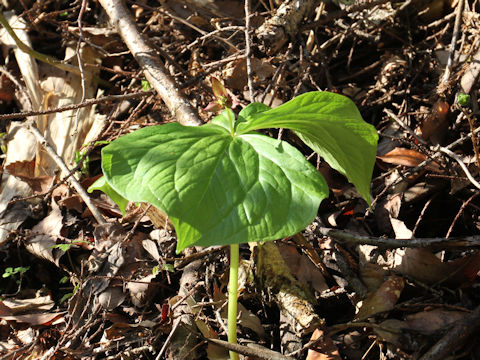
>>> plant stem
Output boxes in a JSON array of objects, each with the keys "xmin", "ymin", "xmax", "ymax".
[{"xmin": 228, "ymin": 244, "xmax": 240, "ymax": 360}]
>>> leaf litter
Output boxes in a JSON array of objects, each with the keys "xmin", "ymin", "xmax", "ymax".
[{"xmin": 1, "ymin": 1, "xmax": 480, "ymax": 359}]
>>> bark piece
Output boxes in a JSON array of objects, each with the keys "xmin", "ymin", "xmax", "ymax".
[
  {"xmin": 257, "ymin": 0, "xmax": 319, "ymax": 54},
  {"xmin": 255, "ymin": 241, "xmax": 322, "ymax": 336}
]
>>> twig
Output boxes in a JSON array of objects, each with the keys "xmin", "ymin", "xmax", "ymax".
[
  {"xmin": 446, "ymin": 192, "xmax": 480, "ymax": 238},
  {"xmin": 0, "ymin": 91, "xmax": 154, "ymax": 121},
  {"xmin": 74, "ymin": 0, "xmax": 88, "ymax": 132},
  {"xmin": 316, "ymin": 227, "xmax": 480, "ymax": 249},
  {"xmin": 24, "ymin": 120, "xmax": 105, "ymax": 224},
  {"xmin": 439, "ymin": 146, "xmax": 480, "ymax": 190},
  {"xmin": 464, "ymin": 110, "xmax": 480, "ymax": 169},
  {"xmin": 155, "ymin": 316, "xmax": 182, "ymax": 360},
  {"xmin": 186, "ymin": 26, "xmax": 244, "ymax": 50},
  {"xmin": 98, "ymin": 0, "xmax": 202, "ymax": 126},
  {"xmin": 439, "ymin": 0, "xmax": 465, "ymax": 87},
  {"xmin": 244, "ymin": 0, "xmax": 254, "ymax": 101},
  {"xmin": 384, "ymin": 108, "xmax": 427, "ymax": 145}
]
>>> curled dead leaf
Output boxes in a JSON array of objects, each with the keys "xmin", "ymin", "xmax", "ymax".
[
  {"xmin": 377, "ymin": 147, "xmax": 441, "ymax": 172},
  {"xmin": 355, "ymin": 275, "xmax": 405, "ymax": 321}
]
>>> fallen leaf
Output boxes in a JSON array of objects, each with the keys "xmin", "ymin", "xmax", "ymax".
[
  {"xmin": 26, "ymin": 201, "xmax": 64, "ymax": 266},
  {"xmin": 355, "ymin": 275, "xmax": 404, "ymax": 321},
  {"xmin": 373, "ymin": 319, "xmax": 411, "ymax": 348},
  {"xmin": 0, "ymin": 312, "xmax": 64, "ymax": 326},
  {"xmin": 6, "ymin": 160, "xmax": 53, "ymax": 193},
  {"xmin": 306, "ymin": 328, "xmax": 341, "ymax": 360},
  {"xmin": 2, "ymin": 296, "xmax": 54, "ymax": 314},
  {"xmin": 392, "ymin": 248, "xmax": 468, "ymax": 285},
  {"xmin": 419, "ymin": 100, "xmax": 449, "ymax": 145},
  {"xmin": 278, "ymin": 242, "xmax": 329, "ymax": 294},
  {"xmin": 405, "ymin": 309, "xmax": 467, "ymax": 334},
  {"xmin": 126, "ymin": 274, "xmax": 156, "ymax": 308},
  {"xmin": 377, "ymin": 147, "xmax": 441, "ymax": 172},
  {"xmin": 98, "ymin": 287, "xmax": 126, "ymax": 310}
]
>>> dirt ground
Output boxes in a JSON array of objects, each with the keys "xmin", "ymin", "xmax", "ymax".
[{"xmin": 1, "ymin": 0, "xmax": 480, "ymax": 359}]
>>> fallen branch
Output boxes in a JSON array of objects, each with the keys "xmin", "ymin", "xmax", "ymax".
[
  {"xmin": 316, "ymin": 227, "xmax": 480, "ymax": 248},
  {"xmin": 98, "ymin": 0, "xmax": 202, "ymax": 126},
  {"xmin": 0, "ymin": 91, "xmax": 154, "ymax": 121}
]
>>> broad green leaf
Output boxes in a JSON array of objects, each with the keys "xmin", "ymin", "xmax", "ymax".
[
  {"xmin": 87, "ymin": 176, "xmax": 129, "ymax": 215},
  {"xmin": 236, "ymin": 102, "xmax": 271, "ymax": 127},
  {"xmin": 211, "ymin": 108, "xmax": 235, "ymax": 132},
  {"xmin": 236, "ymin": 92, "xmax": 378, "ymax": 203},
  {"xmin": 101, "ymin": 123, "xmax": 328, "ymax": 252}
]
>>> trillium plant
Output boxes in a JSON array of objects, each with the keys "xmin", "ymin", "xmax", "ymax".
[{"xmin": 90, "ymin": 79, "xmax": 378, "ymax": 359}]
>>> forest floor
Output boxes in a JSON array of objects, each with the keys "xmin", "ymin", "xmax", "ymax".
[{"xmin": 0, "ymin": 0, "xmax": 480, "ymax": 359}]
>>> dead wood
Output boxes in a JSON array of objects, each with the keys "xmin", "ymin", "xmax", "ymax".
[{"xmin": 98, "ymin": 0, "xmax": 202, "ymax": 127}]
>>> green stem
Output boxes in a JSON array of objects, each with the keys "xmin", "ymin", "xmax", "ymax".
[{"xmin": 228, "ymin": 244, "xmax": 239, "ymax": 360}]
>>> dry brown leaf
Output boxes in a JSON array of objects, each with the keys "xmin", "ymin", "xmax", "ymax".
[
  {"xmin": 0, "ymin": 301, "xmax": 12, "ymax": 316},
  {"xmin": 373, "ymin": 319, "xmax": 410, "ymax": 348},
  {"xmin": 98, "ymin": 287, "xmax": 126, "ymax": 310},
  {"xmin": 0, "ymin": 312, "xmax": 64, "ymax": 326},
  {"xmin": 225, "ymin": 58, "xmax": 276, "ymax": 91},
  {"xmin": 377, "ymin": 147, "xmax": 441, "ymax": 172},
  {"xmin": 306, "ymin": 328, "xmax": 341, "ymax": 360},
  {"xmin": 419, "ymin": 100, "xmax": 449, "ymax": 145},
  {"xmin": 392, "ymin": 248, "xmax": 468, "ymax": 285},
  {"xmin": 2, "ymin": 296, "xmax": 54, "ymax": 314},
  {"xmin": 359, "ymin": 262, "xmax": 388, "ymax": 293},
  {"xmin": 26, "ymin": 201, "xmax": 64, "ymax": 266},
  {"xmin": 278, "ymin": 242, "xmax": 329, "ymax": 294},
  {"xmin": 6, "ymin": 160, "xmax": 53, "ymax": 193},
  {"xmin": 126, "ymin": 274, "xmax": 156, "ymax": 308},
  {"xmin": 405, "ymin": 309, "xmax": 467, "ymax": 334},
  {"xmin": 355, "ymin": 275, "xmax": 404, "ymax": 321}
]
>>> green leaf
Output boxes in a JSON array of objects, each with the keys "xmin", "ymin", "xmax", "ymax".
[
  {"xmin": 87, "ymin": 176, "xmax": 129, "ymax": 215},
  {"xmin": 141, "ymin": 79, "xmax": 152, "ymax": 91},
  {"xmin": 236, "ymin": 92, "xmax": 378, "ymax": 203},
  {"xmin": 51, "ymin": 243, "xmax": 73, "ymax": 252},
  {"xmin": 101, "ymin": 123, "xmax": 328, "ymax": 252},
  {"xmin": 211, "ymin": 108, "xmax": 235, "ymax": 132},
  {"xmin": 236, "ymin": 102, "xmax": 271, "ymax": 127}
]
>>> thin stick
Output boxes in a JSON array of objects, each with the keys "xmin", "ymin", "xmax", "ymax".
[
  {"xmin": 439, "ymin": 146, "xmax": 480, "ymax": 190},
  {"xmin": 316, "ymin": 227, "xmax": 480, "ymax": 248},
  {"xmin": 74, "ymin": 0, "xmax": 88, "ymax": 132},
  {"xmin": 440, "ymin": 0, "xmax": 465, "ymax": 86},
  {"xmin": 384, "ymin": 108, "xmax": 427, "ymax": 145},
  {"xmin": 244, "ymin": 0, "xmax": 254, "ymax": 101},
  {"xmin": 0, "ymin": 91, "xmax": 154, "ymax": 121},
  {"xmin": 228, "ymin": 244, "xmax": 240, "ymax": 360}
]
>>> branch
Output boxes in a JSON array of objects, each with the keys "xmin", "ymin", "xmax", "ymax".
[
  {"xmin": 0, "ymin": 91, "xmax": 154, "ymax": 121},
  {"xmin": 98, "ymin": 0, "xmax": 202, "ymax": 127},
  {"xmin": 316, "ymin": 227, "xmax": 480, "ymax": 249}
]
